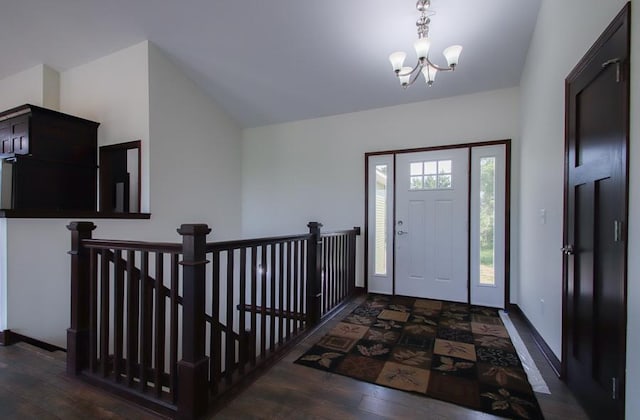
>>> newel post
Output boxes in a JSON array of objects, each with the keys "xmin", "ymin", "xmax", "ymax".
[
  {"xmin": 349, "ymin": 227, "xmax": 361, "ymax": 295},
  {"xmin": 306, "ymin": 222, "xmax": 323, "ymax": 326},
  {"xmin": 177, "ymin": 224, "xmax": 211, "ymax": 419},
  {"xmin": 66, "ymin": 221, "xmax": 96, "ymax": 375}
]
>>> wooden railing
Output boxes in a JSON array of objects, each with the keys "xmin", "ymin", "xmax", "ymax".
[{"xmin": 67, "ymin": 221, "xmax": 360, "ymax": 419}]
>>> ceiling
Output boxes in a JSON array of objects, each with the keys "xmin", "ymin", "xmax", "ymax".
[{"xmin": 0, "ymin": 0, "xmax": 541, "ymax": 128}]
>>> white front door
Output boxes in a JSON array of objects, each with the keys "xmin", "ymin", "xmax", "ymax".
[{"xmin": 395, "ymin": 149, "xmax": 469, "ymax": 302}]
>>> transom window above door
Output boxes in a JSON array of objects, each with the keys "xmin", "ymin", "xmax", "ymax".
[{"xmin": 409, "ymin": 159, "xmax": 452, "ymax": 190}]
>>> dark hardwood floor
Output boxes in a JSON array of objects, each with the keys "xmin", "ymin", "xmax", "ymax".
[
  {"xmin": 0, "ymin": 342, "xmax": 163, "ymax": 419},
  {"xmin": 0, "ymin": 297, "xmax": 588, "ymax": 419},
  {"xmin": 216, "ymin": 297, "xmax": 588, "ymax": 419}
]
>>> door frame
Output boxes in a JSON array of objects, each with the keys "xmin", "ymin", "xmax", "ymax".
[
  {"xmin": 364, "ymin": 139, "xmax": 511, "ymax": 306},
  {"xmin": 561, "ymin": 0, "xmax": 630, "ymax": 407}
]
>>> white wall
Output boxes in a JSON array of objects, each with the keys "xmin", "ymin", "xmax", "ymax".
[
  {"xmin": 1, "ymin": 41, "xmax": 242, "ymax": 348},
  {"xmin": 242, "ymin": 87, "xmax": 521, "ymax": 289},
  {"xmin": 147, "ymin": 44, "xmax": 242, "ymax": 241},
  {"xmin": 0, "ymin": 64, "xmax": 61, "ymax": 338},
  {"xmin": 0, "ymin": 64, "xmax": 59, "ymax": 111},
  {"xmin": 518, "ymin": 0, "xmax": 639, "ymax": 417},
  {"xmin": 60, "ymin": 41, "xmax": 151, "ymax": 211}
]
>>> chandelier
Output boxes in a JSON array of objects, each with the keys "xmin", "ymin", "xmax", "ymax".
[{"xmin": 389, "ymin": 0, "xmax": 462, "ymax": 88}]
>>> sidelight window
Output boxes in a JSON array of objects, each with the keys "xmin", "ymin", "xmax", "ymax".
[
  {"xmin": 375, "ymin": 165, "xmax": 388, "ymax": 275},
  {"xmin": 478, "ymin": 157, "xmax": 496, "ymax": 285}
]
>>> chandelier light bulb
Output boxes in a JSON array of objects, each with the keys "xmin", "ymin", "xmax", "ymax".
[
  {"xmin": 398, "ymin": 67, "xmax": 413, "ymax": 86},
  {"xmin": 389, "ymin": 51, "xmax": 407, "ymax": 73},
  {"xmin": 421, "ymin": 65, "xmax": 438, "ymax": 86},
  {"xmin": 443, "ymin": 45, "xmax": 463, "ymax": 68},
  {"xmin": 413, "ymin": 37, "xmax": 431, "ymax": 60}
]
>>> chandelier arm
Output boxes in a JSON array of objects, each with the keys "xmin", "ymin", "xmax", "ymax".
[
  {"xmin": 406, "ymin": 64, "xmax": 425, "ymax": 87},
  {"xmin": 396, "ymin": 62, "xmax": 423, "ymax": 77},
  {"xmin": 424, "ymin": 56, "xmax": 454, "ymax": 72}
]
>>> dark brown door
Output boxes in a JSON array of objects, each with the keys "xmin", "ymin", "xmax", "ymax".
[{"xmin": 563, "ymin": 4, "xmax": 630, "ymax": 419}]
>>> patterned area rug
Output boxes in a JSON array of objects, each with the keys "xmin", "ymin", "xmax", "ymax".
[{"xmin": 295, "ymin": 295, "xmax": 544, "ymax": 419}]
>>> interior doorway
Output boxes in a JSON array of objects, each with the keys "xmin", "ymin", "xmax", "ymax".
[{"xmin": 365, "ymin": 140, "xmax": 509, "ymax": 308}]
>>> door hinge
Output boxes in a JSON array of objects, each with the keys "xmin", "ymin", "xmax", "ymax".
[
  {"xmin": 614, "ymin": 220, "xmax": 623, "ymax": 242},
  {"xmin": 612, "ymin": 377, "xmax": 618, "ymax": 400},
  {"xmin": 602, "ymin": 58, "xmax": 621, "ymax": 83}
]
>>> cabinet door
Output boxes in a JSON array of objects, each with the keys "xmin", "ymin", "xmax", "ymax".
[
  {"xmin": 0, "ymin": 116, "xmax": 29, "ymax": 157},
  {"xmin": 0, "ymin": 121, "xmax": 12, "ymax": 156},
  {"xmin": 11, "ymin": 116, "xmax": 29, "ymax": 155}
]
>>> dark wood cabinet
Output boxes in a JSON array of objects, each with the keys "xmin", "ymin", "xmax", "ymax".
[
  {"xmin": 0, "ymin": 104, "xmax": 99, "ymax": 211},
  {"xmin": 0, "ymin": 115, "xmax": 29, "ymax": 157}
]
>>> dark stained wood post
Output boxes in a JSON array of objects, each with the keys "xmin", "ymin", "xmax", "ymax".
[
  {"xmin": 177, "ymin": 224, "xmax": 211, "ymax": 419},
  {"xmin": 67, "ymin": 221, "xmax": 96, "ymax": 375},
  {"xmin": 350, "ymin": 227, "xmax": 361, "ymax": 295},
  {"xmin": 306, "ymin": 222, "xmax": 323, "ymax": 326}
]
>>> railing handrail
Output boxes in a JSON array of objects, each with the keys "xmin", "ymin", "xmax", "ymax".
[
  {"xmin": 206, "ymin": 233, "xmax": 312, "ymax": 252},
  {"xmin": 320, "ymin": 227, "xmax": 361, "ymax": 237},
  {"xmin": 81, "ymin": 229, "xmax": 360, "ymax": 254},
  {"xmin": 82, "ymin": 238, "xmax": 183, "ymax": 253}
]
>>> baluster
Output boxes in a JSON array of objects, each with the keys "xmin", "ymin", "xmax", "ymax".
[
  {"xmin": 113, "ymin": 249, "xmax": 124, "ymax": 383},
  {"xmin": 260, "ymin": 246, "xmax": 267, "ymax": 359},
  {"xmin": 338, "ymin": 235, "xmax": 343, "ymax": 300},
  {"xmin": 226, "ymin": 250, "xmax": 235, "ymax": 385},
  {"xmin": 278, "ymin": 242, "xmax": 284, "ymax": 345},
  {"xmin": 293, "ymin": 241, "xmax": 299, "ymax": 334},
  {"xmin": 300, "ymin": 240, "xmax": 307, "ymax": 326},
  {"xmin": 154, "ymin": 252, "xmax": 165, "ymax": 397},
  {"xmin": 100, "ymin": 249, "xmax": 110, "ymax": 378},
  {"xmin": 170, "ymin": 253, "xmax": 179, "ymax": 403},
  {"xmin": 140, "ymin": 251, "xmax": 150, "ymax": 391},
  {"xmin": 270, "ymin": 244, "xmax": 276, "ymax": 353},
  {"xmin": 239, "ymin": 248, "xmax": 247, "ymax": 374},
  {"xmin": 286, "ymin": 242, "xmax": 292, "ymax": 339},
  {"xmin": 126, "ymin": 250, "xmax": 139, "ymax": 386},
  {"xmin": 250, "ymin": 246, "xmax": 257, "ymax": 367},
  {"xmin": 90, "ymin": 248, "xmax": 98, "ymax": 373},
  {"xmin": 211, "ymin": 250, "xmax": 221, "ymax": 393}
]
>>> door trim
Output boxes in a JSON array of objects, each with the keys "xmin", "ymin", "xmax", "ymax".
[
  {"xmin": 561, "ymin": 0, "xmax": 630, "ymax": 408},
  {"xmin": 364, "ymin": 139, "xmax": 511, "ymax": 307}
]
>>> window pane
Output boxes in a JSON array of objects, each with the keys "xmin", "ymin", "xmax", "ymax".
[
  {"xmin": 410, "ymin": 162, "xmax": 423, "ymax": 176},
  {"xmin": 438, "ymin": 174, "xmax": 452, "ymax": 189},
  {"xmin": 375, "ymin": 165, "xmax": 387, "ymax": 275},
  {"xmin": 438, "ymin": 160, "xmax": 452, "ymax": 174},
  {"xmin": 424, "ymin": 161, "xmax": 438, "ymax": 175},
  {"xmin": 424, "ymin": 175, "xmax": 437, "ymax": 189},
  {"xmin": 410, "ymin": 176, "xmax": 423, "ymax": 189},
  {"xmin": 479, "ymin": 157, "xmax": 496, "ymax": 285}
]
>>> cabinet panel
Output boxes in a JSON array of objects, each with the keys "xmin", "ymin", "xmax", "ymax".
[
  {"xmin": 11, "ymin": 116, "xmax": 29, "ymax": 155},
  {"xmin": 0, "ymin": 121, "xmax": 12, "ymax": 156},
  {"xmin": 14, "ymin": 158, "xmax": 96, "ymax": 211},
  {"xmin": 0, "ymin": 104, "xmax": 99, "ymax": 211}
]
